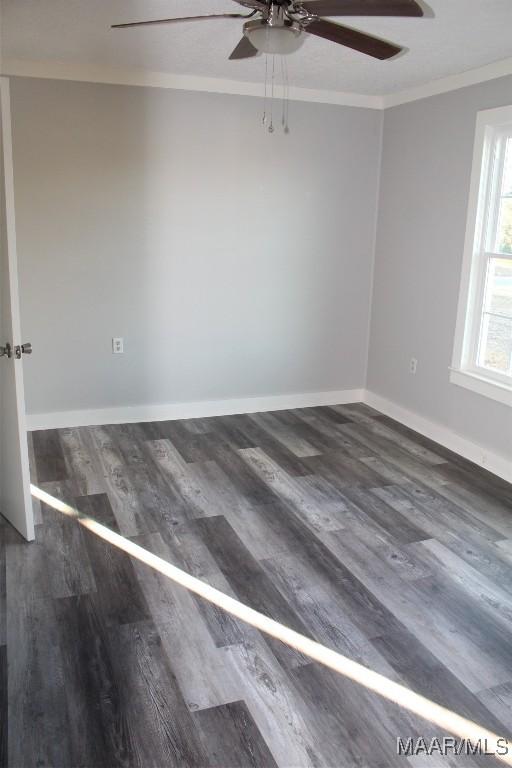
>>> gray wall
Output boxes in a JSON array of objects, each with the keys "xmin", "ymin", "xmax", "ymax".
[
  {"xmin": 367, "ymin": 75, "xmax": 512, "ymax": 460},
  {"xmin": 11, "ymin": 77, "xmax": 382, "ymax": 416}
]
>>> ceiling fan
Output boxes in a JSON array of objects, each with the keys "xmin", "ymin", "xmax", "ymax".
[{"xmin": 112, "ymin": 0, "xmax": 424, "ymax": 60}]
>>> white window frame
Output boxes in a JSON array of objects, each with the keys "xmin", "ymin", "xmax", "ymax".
[{"xmin": 451, "ymin": 104, "xmax": 512, "ymax": 408}]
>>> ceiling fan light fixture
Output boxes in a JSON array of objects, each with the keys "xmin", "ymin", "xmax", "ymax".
[{"xmin": 243, "ymin": 19, "xmax": 304, "ymax": 55}]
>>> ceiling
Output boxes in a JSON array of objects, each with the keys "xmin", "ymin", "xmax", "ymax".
[{"xmin": 1, "ymin": 0, "xmax": 512, "ymax": 97}]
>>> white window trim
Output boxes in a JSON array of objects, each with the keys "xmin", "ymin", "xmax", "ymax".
[{"xmin": 451, "ymin": 104, "xmax": 512, "ymax": 407}]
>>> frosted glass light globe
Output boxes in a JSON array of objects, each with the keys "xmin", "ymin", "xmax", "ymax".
[{"xmin": 244, "ymin": 20, "xmax": 304, "ymax": 55}]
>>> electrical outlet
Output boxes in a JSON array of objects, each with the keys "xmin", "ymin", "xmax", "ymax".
[
  {"xmin": 112, "ymin": 337, "xmax": 124, "ymax": 354},
  {"xmin": 409, "ymin": 357, "xmax": 418, "ymax": 375}
]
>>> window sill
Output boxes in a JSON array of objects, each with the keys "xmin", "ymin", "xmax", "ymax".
[{"xmin": 450, "ymin": 368, "xmax": 512, "ymax": 407}]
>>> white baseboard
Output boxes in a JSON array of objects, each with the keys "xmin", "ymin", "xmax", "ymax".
[
  {"xmin": 26, "ymin": 388, "xmax": 365, "ymax": 431},
  {"xmin": 26, "ymin": 386, "xmax": 511, "ymax": 485},
  {"xmin": 364, "ymin": 390, "xmax": 512, "ymax": 485}
]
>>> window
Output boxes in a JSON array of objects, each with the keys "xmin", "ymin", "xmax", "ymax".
[{"xmin": 451, "ymin": 105, "xmax": 512, "ymax": 406}]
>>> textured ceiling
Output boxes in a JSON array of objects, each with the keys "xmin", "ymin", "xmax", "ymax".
[{"xmin": 1, "ymin": 0, "xmax": 512, "ymax": 96}]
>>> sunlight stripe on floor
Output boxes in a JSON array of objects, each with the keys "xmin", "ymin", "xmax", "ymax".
[{"xmin": 31, "ymin": 483, "xmax": 512, "ymax": 766}]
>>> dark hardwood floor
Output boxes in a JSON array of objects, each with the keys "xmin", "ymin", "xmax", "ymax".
[{"xmin": 2, "ymin": 402, "xmax": 512, "ymax": 767}]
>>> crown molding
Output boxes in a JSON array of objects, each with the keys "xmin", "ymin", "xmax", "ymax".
[
  {"xmin": 382, "ymin": 56, "xmax": 512, "ymax": 108},
  {"xmin": 0, "ymin": 58, "xmax": 384, "ymax": 109},
  {"xmin": 3, "ymin": 55, "xmax": 512, "ymax": 111}
]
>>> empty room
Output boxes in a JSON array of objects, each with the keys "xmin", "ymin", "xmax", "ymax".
[{"xmin": 1, "ymin": 0, "xmax": 512, "ymax": 765}]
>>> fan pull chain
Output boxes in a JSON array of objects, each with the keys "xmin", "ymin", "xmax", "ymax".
[
  {"xmin": 262, "ymin": 55, "xmax": 268, "ymax": 126},
  {"xmin": 262, "ymin": 54, "xmax": 289, "ymax": 134},
  {"xmin": 268, "ymin": 54, "xmax": 275, "ymax": 133},
  {"xmin": 280, "ymin": 55, "xmax": 289, "ymax": 133}
]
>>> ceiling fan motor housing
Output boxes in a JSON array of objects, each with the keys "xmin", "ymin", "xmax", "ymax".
[{"xmin": 244, "ymin": 3, "xmax": 305, "ymax": 55}]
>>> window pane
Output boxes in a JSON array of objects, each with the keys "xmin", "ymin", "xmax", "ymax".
[
  {"xmin": 502, "ymin": 137, "xmax": 512, "ymax": 197},
  {"xmin": 496, "ymin": 197, "xmax": 512, "ymax": 254},
  {"xmin": 484, "ymin": 257, "xmax": 512, "ymax": 318},
  {"xmin": 495, "ymin": 137, "xmax": 512, "ymax": 254},
  {"xmin": 478, "ymin": 313, "xmax": 512, "ymax": 374}
]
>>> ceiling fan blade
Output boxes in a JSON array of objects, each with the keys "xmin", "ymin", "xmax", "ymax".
[
  {"xmin": 229, "ymin": 37, "xmax": 259, "ymax": 59},
  {"xmin": 305, "ymin": 19, "xmax": 401, "ymax": 58},
  {"xmin": 299, "ymin": 0, "xmax": 423, "ymax": 16},
  {"xmin": 112, "ymin": 13, "xmax": 249, "ymax": 29}
]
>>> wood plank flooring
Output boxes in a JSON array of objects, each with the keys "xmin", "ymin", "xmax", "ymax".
[{"xmin": 2, "ymin": 402, "xmax": 512, "ymax": 766}]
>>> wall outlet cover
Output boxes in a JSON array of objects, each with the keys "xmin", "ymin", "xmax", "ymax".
[{"xmin": 112, "ymin": 337, "xmax": 124, "ymax": 354}]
